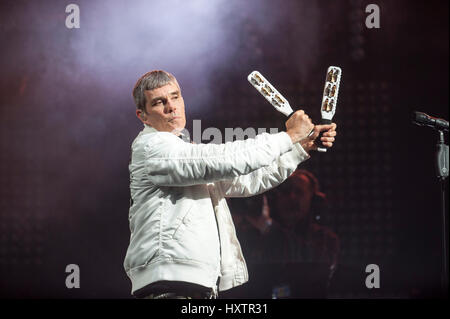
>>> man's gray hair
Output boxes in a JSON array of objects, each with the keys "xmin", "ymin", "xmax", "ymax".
[{"xmin": 132, "ymin": 70, "xmax": 180, "ymax": 111}]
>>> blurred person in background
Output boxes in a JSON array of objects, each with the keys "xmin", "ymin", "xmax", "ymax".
[{"xmin": 226, "ymin": 169, "xmax": 339, "ymax": 298}]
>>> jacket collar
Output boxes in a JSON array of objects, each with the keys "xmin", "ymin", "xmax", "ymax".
[{"xmin": 143, "ymin": 124, "xmax": 158, "ymax": 134}]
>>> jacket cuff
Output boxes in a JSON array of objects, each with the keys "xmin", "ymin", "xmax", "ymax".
[
  {"xmin": 293, "ymin": 143, "xmax": 310, "ymax": 161},
  {"xmin": 276, "ymin": 132, "xmax": 295, "ymax": 154}
]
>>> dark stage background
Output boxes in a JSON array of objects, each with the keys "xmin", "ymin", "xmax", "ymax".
[{"xmin": 0, "ymin": 0, "xmax": 448, "ymax": 298}]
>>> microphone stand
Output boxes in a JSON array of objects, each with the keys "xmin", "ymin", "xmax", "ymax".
[{"xmin": 436, "ymin": 130, "xmax": 449, "ymax": 297}]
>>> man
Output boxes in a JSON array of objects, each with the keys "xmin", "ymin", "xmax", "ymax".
[{"xmin": 123, "ymin": 70, "xmax": 337, "ymax": 299}]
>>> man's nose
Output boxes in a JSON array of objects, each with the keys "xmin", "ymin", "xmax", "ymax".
[{"xmin": 166, "ymin": 99, "xmax": 177, "ymax": 112}]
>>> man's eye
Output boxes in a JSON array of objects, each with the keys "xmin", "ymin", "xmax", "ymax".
[
  {"xmin": 173, "ymin": 95, "xmax": 179, "ymax": 99},
  {"xmin": 153, "ymin": 100, "xmax": 163, "ymax": 106}
]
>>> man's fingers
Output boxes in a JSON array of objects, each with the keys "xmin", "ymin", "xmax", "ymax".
[
  {"xmin": 323, "ymin": 130, "xmax": 337, "ymax": 137},
  {"xmin": 309, "ymin": 122, "xmax": 337, "ymax": 139},
  {"xmin": 308, "ymin": 121, "xmax": 336, "ymax": 149},
  {"xmin": 320, "ymin": 136, "xmax": 335, "ymax": 143},
  {"xmin": 315, "ymin": 123, "xmax": 336, "ymax": 132}
]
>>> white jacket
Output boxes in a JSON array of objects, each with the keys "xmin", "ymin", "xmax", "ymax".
[{"xmin": 123, "ymin": 125, "xmax": 310, "ymax": 295}]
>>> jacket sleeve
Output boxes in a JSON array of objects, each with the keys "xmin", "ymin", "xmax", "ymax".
[
  {"xmin": 142, "ymin": 131, "xmax": 294, "ymax": 187},
  {"xmin": 217, "ymin": 143, "xmax": 310, "ymax": 198}
]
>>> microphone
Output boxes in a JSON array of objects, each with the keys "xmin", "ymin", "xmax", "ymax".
[{"xmin": 412, "ymin": 111, "xmax": 449, "ymax": 132}]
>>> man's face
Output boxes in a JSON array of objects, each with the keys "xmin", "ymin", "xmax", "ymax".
[{"xmin": 138, "ymin": 82, "xmax": 186, "ymax": 133}]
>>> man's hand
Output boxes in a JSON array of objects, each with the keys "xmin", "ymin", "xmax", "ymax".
[
  {"xmin": 285, "ymin": 110, "xmax": 314, "ymax": 144},
  {"xmin": 300, "ymin": 123, "xmax": 337, "ymax": 153}
]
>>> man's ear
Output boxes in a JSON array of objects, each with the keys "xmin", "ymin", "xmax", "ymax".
[{"xmin": 137, "ymin": 109, "xmax": 147, "ymax": 122}]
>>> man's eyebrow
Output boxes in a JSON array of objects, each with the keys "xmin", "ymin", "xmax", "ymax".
[{"xmin": 150, "ymin": 91, "xmax": 180, "ymax": 104}]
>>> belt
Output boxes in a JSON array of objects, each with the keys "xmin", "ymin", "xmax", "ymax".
[
  {"xmin": 137, "ymin": 278, "xmax": 220, "ymax": 299},
  {"xmin": 144, "ymin": 289, "xmax": 217, "ymax": 299}
]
